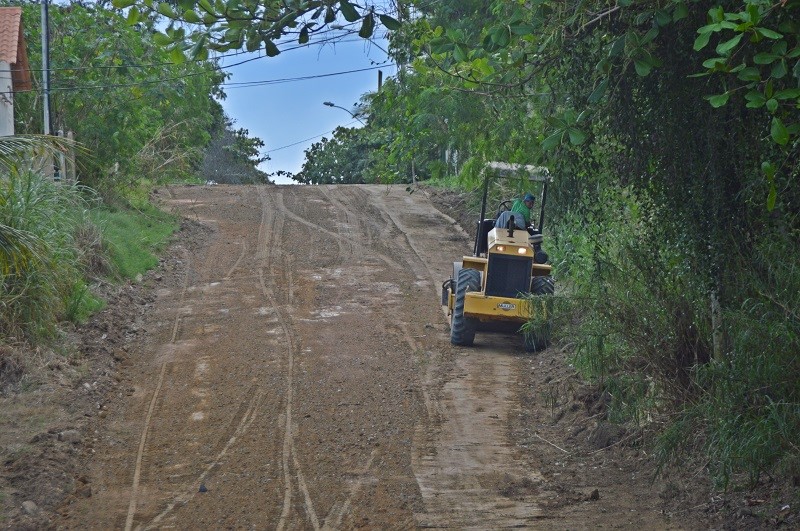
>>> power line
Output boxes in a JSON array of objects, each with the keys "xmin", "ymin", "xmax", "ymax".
[
  {"xmin": 4, "ymin": 54, "xmax": 392, "ymax": 96},
  {"xmin": 265, "ymin": 120, "xmax": 361, "ymax": 154},
  {"xmin": 221, "ymin": 65, "xmax": 389, "ymax": 89},
  {"xmin": 19, "ymin": 36, "xmax": 373, "ymax": 74},
  {"xmin": 8, "ymin": 64, "xmax": 389, "ymax": 95},
  {"xmin": 5, "ymin": 34, "xmax": 391, "ymax": 95}
]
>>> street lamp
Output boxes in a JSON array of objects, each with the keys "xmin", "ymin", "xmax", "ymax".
[{"xmin": 323, "ymin": 101, "xmax": 365, "ymax": 125}]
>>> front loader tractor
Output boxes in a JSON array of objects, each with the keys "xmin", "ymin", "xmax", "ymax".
[{"xmin": 442, "ymin": 162, "xmax": 554, "ymax": 351}]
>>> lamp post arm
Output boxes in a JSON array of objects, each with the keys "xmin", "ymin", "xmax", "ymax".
[{"xmin": 323, "ymin": 101, "xmax": 365, "ymax": 125}]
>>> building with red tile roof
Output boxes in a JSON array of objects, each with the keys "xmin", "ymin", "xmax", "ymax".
[{"xmin": 0, "ymin": 7, "xmax": 32, "ymax": 136}]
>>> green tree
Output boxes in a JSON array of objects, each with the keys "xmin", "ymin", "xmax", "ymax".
[
  {"xmin": 201, "ymin": 114, "xmax": 271, "ymax": 184},
  {"xmin": 293, "ymin": 125, "xmax": 383, "ymax": 184},
  {"xmin": 11, "ymin": 2, "xmax": 226, "ymax": 194},
  {"xmin": 114, "ymin": 0, "xmax": 402, "ymax": 58}
]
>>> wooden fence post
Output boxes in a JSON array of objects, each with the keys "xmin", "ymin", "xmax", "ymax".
[
  {"xmin": 57, "ymin": 130, "xmax": 67, "ymax": 182},
  {"xmin": 66, "ymin": 130, "xmax": 76, "ymax": 183}
]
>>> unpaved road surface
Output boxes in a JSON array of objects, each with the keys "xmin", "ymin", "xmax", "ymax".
[{"xmin": 56, "ymin": 184, "xmax": 683, "ymax": 529}]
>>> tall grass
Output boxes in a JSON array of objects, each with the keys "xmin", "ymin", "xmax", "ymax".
[
  {"xmin": 551, "ymin": 185, "xmax": 710, "ymax": 398},
  {"xmin": 548, "ymin": 185, "xmax": 799, "ymax": 488},
  {"xmin": 658, "ymin": 233, "xmax": 800, "ymax": 488},
  {"xmin": 0, "ymin": 170, "xmax": 101, "ymax": 343}
]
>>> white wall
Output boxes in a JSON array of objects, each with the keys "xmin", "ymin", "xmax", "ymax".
[{"xmin": 0, "ymin": 61, "xmax": 15, "ymax": 136}]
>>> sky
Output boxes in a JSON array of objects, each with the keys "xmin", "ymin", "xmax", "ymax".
[{"xmin": 217, "ymin": 37, "xmax": 393, "ymax": 184}]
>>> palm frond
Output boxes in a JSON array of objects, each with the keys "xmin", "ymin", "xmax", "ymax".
[
  {"xmin": 0, "ymin": 134, "xmax": 83, "ymax": 176},
  {"xmin": 0, "ymin": 222, "xmax": 41, "ymax": 276}
]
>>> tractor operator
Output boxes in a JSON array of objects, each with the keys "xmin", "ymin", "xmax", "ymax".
[{"xmin": 495, "ymin": 192, "xmax": 535, "ymax": 230}]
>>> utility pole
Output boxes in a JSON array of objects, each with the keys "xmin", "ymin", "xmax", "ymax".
[{"xmin": 41, "ymin": 0, "xmax": 51, "ymax": 135}]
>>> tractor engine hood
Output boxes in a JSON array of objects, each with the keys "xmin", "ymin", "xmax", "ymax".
[{"xmin": 487, "ymin": 227, "xmax": 533, "ymax": 257}]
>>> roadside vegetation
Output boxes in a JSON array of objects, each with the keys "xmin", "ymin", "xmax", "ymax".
[{"xmin": 140, "ymin": 0, "xmax": 799, "ymax": 499}]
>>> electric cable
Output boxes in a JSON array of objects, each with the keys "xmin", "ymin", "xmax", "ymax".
[
  {"xmin": 265, "ymin": 120, "xmax": 361, "ymax": 154},
  {"xmin": 6, "ymin": 34, "xmax": 391, "ymax": 95}
]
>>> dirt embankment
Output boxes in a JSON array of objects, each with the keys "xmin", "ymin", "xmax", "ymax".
[{"xmin": 1, "ymin": 184, "xmax": 791, "ymax": 530}]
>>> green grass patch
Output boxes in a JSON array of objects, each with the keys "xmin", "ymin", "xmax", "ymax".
[
  {"xmin": 65, "ymin": 281, "xmax": 106, "ymax": 323},
  {"xmin": 90, "ymin": 203, "xmax": 178, "ymax": 279}
]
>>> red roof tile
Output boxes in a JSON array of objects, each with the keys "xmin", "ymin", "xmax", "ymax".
[
  {"xmin": 0, "ymin": 7, "xmax": 22, "ymax": 64},
  {"xmin": 0, "ymin": 7, "xmax": 31, "ymax": 91}
]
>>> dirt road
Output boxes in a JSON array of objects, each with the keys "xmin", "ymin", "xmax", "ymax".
[{"xmin": 58, "ymin": 184, "xmax": 682, "ymax": 529}]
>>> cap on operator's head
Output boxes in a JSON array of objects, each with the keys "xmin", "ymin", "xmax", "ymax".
[{"xmin": 524, "ymin": 192, "xmax": 535, "ymax": 202}]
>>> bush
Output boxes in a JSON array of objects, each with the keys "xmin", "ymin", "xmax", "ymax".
[
  {"xmin": 0, "ymin": 170, "xmax": 101, "ymax": 343},
  {"xmin": 550, "ymin": 184, "xmax": 800, "ymax": 488},
  {"xmin": 658, "ymin": 233, "xmax": 800, "ymax": 488}
]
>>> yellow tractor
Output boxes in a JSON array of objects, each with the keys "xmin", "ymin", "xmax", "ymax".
[{"xmin": 442, "ymin": 162, "xmax": 554, "ymax": 351}]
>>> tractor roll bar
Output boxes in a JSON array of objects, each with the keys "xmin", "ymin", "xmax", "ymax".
[{"xmin": 473, "ymin": 162, "xmax": 552, "ymax": 257}]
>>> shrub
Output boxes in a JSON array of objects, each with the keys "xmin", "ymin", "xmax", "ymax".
[{"xmin": 0, "ymin": 170, "xmax": 100, "ymax": 343}]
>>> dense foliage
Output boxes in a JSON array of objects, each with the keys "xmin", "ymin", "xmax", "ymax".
[
  {"xmin": 8, "ymin": 1, "xmax": 225, "ymax": 195},
  {"xmin": 0, "ymin": 165, "xmax": 102, "ymax": 343},
  {"xmin": 112, "ymin": 0, "xmax": 402, "ymax": 58},
  {"xmin": 200, "ymin": 117, "xmax": 271, "ymax": 184},
  {"xmin": 399, "ymin": 0, "xmax": 799, "ymax": 490},
  {"xmin": 293, "ymin": 124, "xmax": 389, "ymax": 184}
]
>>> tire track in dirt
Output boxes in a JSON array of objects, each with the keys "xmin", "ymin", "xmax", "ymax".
[
  {"xmin": 141, "ymin": 386, "xmax": 265, "ymax": 529},
  {"xmin": 136, "ymin": 186, "xmax": 283, "ymax": 528},
  {"xmin": 125, "ymin": 187, "xmax": 263, "ymax": 531},
  {"xmin": 273, "ymin": 192, "xmax": 382, "ymax": 529},
  {"xmin": 257, "ymin": 188, "xmax": 320, "ymax": 530},
  {"xmin": 395, "ymin": 322, "xmax": 444, "ymax": 426},
  {"xmin": 320, "ymin": 186, "xmax": 394, "ymax": 250},
  {"xmin": 343, "ymin": 186, "xmax": 454, "ymax": 434},
  {"xmin": 320, "ymin": 186, "xmax": 372, "ymax": 250},
  {"xmin": 320, "ymin": 448, "xmax": 378, "ymax": 530},
  {"xmin": 371, "ymin": 187, "xmax": 455, "ymax": 292},
  {"xmin": 124, "ymin": 247, "xmax": 190, "ymax": 531},
  {"xmin": 124, "ymin": 188, "xmax": 272, "ymax": 530},
  {"xmin": 224, "ymin": 238, "xmax": 247, "ymax": 280},
  {"xmin": 275, "ymin": 189, "xmax": 349, "ymax": 268},
  {"xmin": 310, "ymin": 187, "xmax": 358, "ymax": 262},
  {"xmin": 326, "ymin": 185, "xmax": 431, "ymax": 278},
  {"xmin": 273, "ymin": 186, "xmax": 395, "ymax": 269},
  {"xmin": 274, "ymin": 186, "xmax": 423, "ymax": 529},
  {"xmin": 280, "ymin": 186, "xmax": 434, "ymax": 529}
]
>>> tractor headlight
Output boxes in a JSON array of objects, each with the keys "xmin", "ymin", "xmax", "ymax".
[
  {"xmin": 496, "ymin": 245, "xmax": 505, "ymax": 252},
  {"xmin": 517, "ymin": 247, "xmax": 527, "ymax": 255}
]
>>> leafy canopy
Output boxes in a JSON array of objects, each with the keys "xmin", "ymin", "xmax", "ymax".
[{"xmin": 112, "ymin": 0, "xmax": 402, "ymax": 59}]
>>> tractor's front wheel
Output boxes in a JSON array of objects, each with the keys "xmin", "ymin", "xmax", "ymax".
[
  {"xmin": 450, "ymin": 268, "xmax": 480, "ymax": 346},
  {"xmin": 531, "ymin": 275, "xmax": 555, "ymax": 296}
]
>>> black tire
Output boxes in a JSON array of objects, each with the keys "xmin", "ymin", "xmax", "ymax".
[
  {"xmin": 524, "ymin": 276, "xmax": 555, "ymax": 352},
  {"xmin": 450, "ymin": 268, "xmax": 481, "ymax": 346},
  {"xmin": 531, "ymin": 275, "xmax": 555, "ymax": 296}
]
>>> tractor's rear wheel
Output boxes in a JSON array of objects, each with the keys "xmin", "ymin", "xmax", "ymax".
[
  {"xmin": 531, "ymin": 275, "xmax": 555, "ymax": 295},
  {"xmin": 450, "ymin": 268, "xmax": 480, "ymax": 346},
  {"xmin": 524, "ymin": 276, "xmax": 555, "ymax": 352}
]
